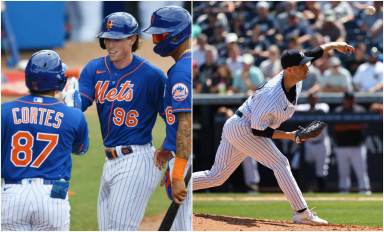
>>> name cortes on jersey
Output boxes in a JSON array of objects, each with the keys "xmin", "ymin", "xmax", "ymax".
[
  {"xmin": 95, "ymin": 80, "xmax": 134, "ymax": 104},
  {"xmin": 12, "ymin": 107, "xmax": 64, "ymax": 129}
]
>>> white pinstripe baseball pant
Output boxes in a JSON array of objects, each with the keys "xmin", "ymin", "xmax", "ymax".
[
  {"xmin": 97, "ymin": 144, "xmax": 162, "ymax": 231},
  {"xmin": 1, "ymin": 179, "xmax": 70, "ymax": 231},
  {"xmin": 193, "ymin": 115, "xmax": 308, "ymax": 211}
]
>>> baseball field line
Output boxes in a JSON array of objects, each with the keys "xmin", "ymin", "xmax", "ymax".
[{"xmin": 194, "ymin": 195, "xmax": 382, "ymax": 201}]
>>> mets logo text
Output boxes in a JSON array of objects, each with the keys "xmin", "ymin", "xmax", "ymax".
[
  {"xmin": 172, "ymin": 83, "xmax": 189, "ymax": 102},
  {"xmin": 95, "ymin": 80, "xmax": 134, "ymax": 103}
]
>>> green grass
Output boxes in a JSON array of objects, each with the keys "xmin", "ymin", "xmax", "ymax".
[
  {"xmin": 67, "ymin": 106, "xmax": 168, "ymax": 230},
  {"xmin": 194, "ymin": 193, "xmax": 383, "ymax": 227}
]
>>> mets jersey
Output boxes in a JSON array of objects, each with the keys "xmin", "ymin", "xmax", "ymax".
[
  {"xmin": 1, "ymin": 95, "xmax": 89, "ymax": 181},
  {"xmin": 162, "ymin": 51, "xmax": 192, "ymax": 152},
  {"xmin": 79, "ymin": 54, "xmax": 166, "ymax": 147},
  {"xmin": 238, "ymin": 72, "xmax": 302, "ymax": 130}
]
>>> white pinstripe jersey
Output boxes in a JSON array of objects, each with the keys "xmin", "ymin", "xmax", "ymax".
[{"xmin": 238, "ymin": 72, "xmax": 302, "ymax": 130}]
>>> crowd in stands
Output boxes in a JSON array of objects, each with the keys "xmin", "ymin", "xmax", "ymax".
[{"xmin": 192, "ymin": 1, "xmax": 383, "ymax": 95}]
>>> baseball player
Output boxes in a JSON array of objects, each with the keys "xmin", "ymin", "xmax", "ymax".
[
  {"xmin": 193, "ymin": 41, "xmax": 355, "ymax": 225},
  {"xmin": 143, "ymin": 6, "xmax": 192, "ymax": 231},
  {"xmin": 1, "ymin": 50, "xmax": 89, "ymax": 230},
  {"xmin": 296, "ymin": 93, "xmax": 331, "ymax": 191},
  {"xmin": 75, "ymin": 12, "xmax": 166, "ymax": 231}
]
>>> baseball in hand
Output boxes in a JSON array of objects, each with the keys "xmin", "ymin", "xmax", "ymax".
[{"xmin": 364, "ymin": 6, "xmax": 376, "ymax": 15}]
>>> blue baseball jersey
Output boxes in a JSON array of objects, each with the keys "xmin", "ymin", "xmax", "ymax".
[
  {"xmin": 79, "ymin": 54, "xmax": 166, "ymax": 147},
  {"xmin": 162, "ymin": 51, "xmax": 192, "ymax": 152},
  {"xmin": 1, "ymin": 95, "xmax": 89, "ymax": 181}
]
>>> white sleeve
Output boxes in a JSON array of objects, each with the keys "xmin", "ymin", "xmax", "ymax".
[{"xmin": 250, "ymin": 95, "xmax": 275, "ymax": 130}]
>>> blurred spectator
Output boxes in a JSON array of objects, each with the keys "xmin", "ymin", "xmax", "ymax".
[
  {"xmin": 67, "ymin": 2, "xmax": 103, "ymax": 42},
  {"xmin": 276, "ymin": 2, "xmax": 307, "ymax": 34},
  {"xmin": 353, "ymin": 47, "xmax": 383, "ymax": 92},
  {"xmin": 246, "ymin": 2, "xmax": 276, "ymax": 38},
  {"xmin": 343, "ymin": 42, "xmax": 367, "ymax": 76},
  {"xmin": 259, "ymin": 45, "xmax": 281, "ymax": 80},
  {"xmin": 193, "ymin": 60, "xmax": 203, "ymax": 93},
  {"xmin": 320, "ymin": 57, "xmax": 353, "ymax": 92},
  {"xmin": 244, "ymin": 25, "xmax": 271, "ymax": 62},
  {"xmin": 283, "ymin": 12, "xmax": 312, "ymax": 45},
  {"xmin": 199, "ymin": 48, "xmax": 219, "ymax": 93},
  {"xmin": 296, "ymin": 93, "xmax": 331, "ymax": 192},
  {"xmin": 242, "ymin": 157, "xmax": 260, "ymax": 193},
  {"xmin": 193, "ymin": 34, "xmax": 217, "ymax": 67},
  {"xmin": 302, "ymin": 2, "xmax": 322, "ymax": 26},
  {"xmin": 316, "ymin": 10, "xmax": 346, "ymax": 42},
  {"xmin": 358, "ymin": 1, "xmax": 383, "ymax": 49},
  {"xmin": 209, "ymin": 64, "xmax": 233, "ymax": 94},
  {"xmin": 226, "ymin": 39, "xmax": 243, "ymax": 74},
  {"xmin": 232, "ymin": 53, "xmax": 265, "ymax": 94},
  {"xmin": 333, "ymin": 92, "xmax": 371, "ymax": 195},
  {"xmin": 302, "ymin": 65, "xmax": 322, "ymax": 94},
  {"xmin": 322, "ymin": 1, "xmax": 354, "ymax": 24}
]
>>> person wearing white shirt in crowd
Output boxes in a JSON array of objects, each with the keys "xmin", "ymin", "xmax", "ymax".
[
  {"xmin": 353, "ymin": 47, "xmax": 383, "ymax": 92},
  {"xmin": 320, "ymin": 57, "xmax": 353, "ymax": 92}
]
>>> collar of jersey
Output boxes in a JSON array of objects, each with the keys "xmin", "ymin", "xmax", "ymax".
[
  {"xmin": 19, "ymin": 95, "xmax": 60, "ymax": 104},
  {"xmin": 106, "ymin": 54, "xmax": 140, "ymax": 75}
]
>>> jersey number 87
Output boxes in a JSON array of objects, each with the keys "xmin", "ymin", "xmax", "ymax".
[{"xmin": 11, "ymin": 131, "xmax": 59, "ymax": 168}]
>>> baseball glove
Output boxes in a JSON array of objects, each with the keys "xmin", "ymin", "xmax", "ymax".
[{"xmin": 295, "ymin": 121, "xmax": 327, "ymax": 144}]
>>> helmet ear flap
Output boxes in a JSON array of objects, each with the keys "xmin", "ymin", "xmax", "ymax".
[{"xmin": 99, "ymin": 38, "xmax": 106, "ymax": 49}]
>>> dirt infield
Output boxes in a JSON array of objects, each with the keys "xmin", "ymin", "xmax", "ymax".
[{"xmin": 193, "ymin": 213, "xmax": 383, "ymax": 231}]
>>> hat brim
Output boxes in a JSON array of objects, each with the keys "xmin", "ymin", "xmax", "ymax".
[{"xmin": 299, "ymin": 56, "xmax": 315, "ymax": 66}]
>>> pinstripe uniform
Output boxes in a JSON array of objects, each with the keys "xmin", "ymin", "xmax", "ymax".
[
  {"xmin": 193, "ymin": 72, "xmax": 309, "ymax": 211},
  {"xmin": 79, "ymin": 54, "xmax": 166, "ymax": 230},
  {"xmin": 1, "ymin": 95, "xmax": 89, "ymax": 230}
]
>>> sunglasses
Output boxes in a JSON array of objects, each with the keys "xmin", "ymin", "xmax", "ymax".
[{"xmin": 152, "ymin": 32, "xmax": 170, "ymax": 44}]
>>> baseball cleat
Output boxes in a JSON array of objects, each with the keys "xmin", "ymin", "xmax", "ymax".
[{"xmin": 293, "ymin": 209, "xmax": 328, "ymax": 225}]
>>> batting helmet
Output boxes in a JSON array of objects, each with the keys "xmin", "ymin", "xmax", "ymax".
[
  {"xmin": 25, "ymin": 50, "xmax": 67, "ymax": 92},
  {"xmin": 143, "ymin": 6, "xmax": 191, "ymax": 57},
  {"xmin": 97, "ymin": 12, "xmax": 139, "ymax": 49}
]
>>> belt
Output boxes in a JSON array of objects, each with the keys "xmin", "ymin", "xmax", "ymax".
[
  {"xmin": 235, "ymin": 110, "xmax": 243, "ymax": 118},
  {"xmin": 3, "ymin": 179, "xmax": 58, "ymax": 185},
  {"xmin": 105, "ymin": 145, "xmax": 133, "ymax": 160}
]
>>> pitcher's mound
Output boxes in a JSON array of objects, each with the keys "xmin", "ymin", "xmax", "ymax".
[{"xmin": 193, "ymin": 213, "xmax": 382, "ymax": 231}]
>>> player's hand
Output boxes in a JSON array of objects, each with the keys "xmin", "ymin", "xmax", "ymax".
[
  {"xmin": 172, "ymin": 179, "xmax": 187, "ymax": 204},
  {"xmin": 334, "ymin": 42, "xmax": 354, "ymax": 54},
  {"xmin": 63, "ymin": 77, "xmax": 82, "ymax": 109},
  {"xmin": 154, "ymin": 149, "xmax": 174, "ymax": 170}
]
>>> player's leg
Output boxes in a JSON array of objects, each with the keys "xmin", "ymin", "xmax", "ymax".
[
  {"xmin": 107, "ymin": 148, "xmax": 162, "ymax": 230},
  {"xmin": 97, "ymin": 161, "xmax": 111, "ymax": 231},
  {"xmin": 31, "ymin": 184, "xmax": 70, "ymax": 231},
  {"xmin": 314, "ymin": 144, "xmax": 330, "ymax": 178},
  {"xmin": 224, "ymin": 117, "xmax": 308, "ymax": 211},
  {"xmin": 242, "ymin": 157, "xmax": 260, "ymax": 191},
  {"xmin": 335, "ymin": 147, "xmax": 352, "ymax": 192},
  {"xmin": 1, "ymin": 184, "xmax": 33, "ymax": 230},
  {"xmin": 350, "ymin": 145, "xmax": 371, "ymax": 193},
  {"xmin": 193, "ymin": 137, "xmax": 247, "ymax": 190}
]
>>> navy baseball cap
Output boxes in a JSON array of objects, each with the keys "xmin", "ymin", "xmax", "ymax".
[{"xmin": 281, "ymin": 49, "xmax": 315, "ymax": 69}]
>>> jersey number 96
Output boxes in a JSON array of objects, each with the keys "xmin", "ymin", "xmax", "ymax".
[
  {"xmin": 11, "ymin": 131, "xmax": 59, "ymax": 168},
  {"xmin": 113, "ymin": 107, "xmax": 139, "ymax": 127}
]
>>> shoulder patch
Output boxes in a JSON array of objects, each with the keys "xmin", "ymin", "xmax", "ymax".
[{"xmin": 172, "ymin": 82, "xmax": 189, "ymax": 102}]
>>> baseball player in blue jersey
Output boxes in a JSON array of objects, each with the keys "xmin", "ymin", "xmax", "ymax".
[
  {"xmin": 143, "ymin": 6, "xmax": 192, "ymax": 231},
  {"xmin": 75, "ymin": 12, "xmax": 166, "ymax": 230},
  {"xmin": 1, "ymin": 50, "xmax": 89, "ymax": 231},
  {"xmin": 193, "ymin": 41, "xmax": 354, "ymax": 225}
]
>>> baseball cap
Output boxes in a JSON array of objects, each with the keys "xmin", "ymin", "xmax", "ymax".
[
  {"xmin": 281, "ymin": 49, "xmax": 315, "ymax": 69},
  {"xmin": 343, "ymin": 91, "xmax": 354, "ymax": 99}
]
